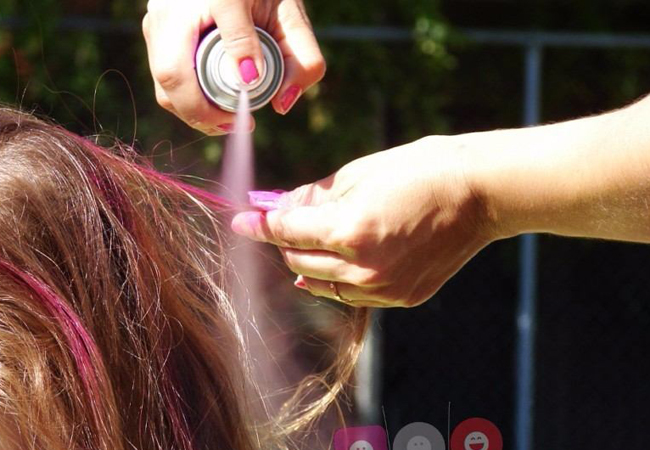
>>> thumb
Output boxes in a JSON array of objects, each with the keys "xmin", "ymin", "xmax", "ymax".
[
  {"xmin": 231, "ymin": 202, "xmax": 339, "ymax": 250},
  {"xmin": 210, "ymin": 0, "xmax": 264, "ymax": 85}
]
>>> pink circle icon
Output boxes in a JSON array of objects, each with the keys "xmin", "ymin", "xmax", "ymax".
[
  {"xmin": 450, "ymin": 418, "xmax": 502, "ymax": 450},
  {"xmin": 333, "ymin": 426, "xmax": 388, "ymax": 450}
]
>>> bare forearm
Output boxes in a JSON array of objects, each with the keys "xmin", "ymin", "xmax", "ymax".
[{"xmin": 468, "ymin": 94, "xmax": 650, "ymax": 243}]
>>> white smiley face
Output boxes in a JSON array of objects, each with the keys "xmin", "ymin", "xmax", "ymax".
[
  {"xmin": 407, "ymin": 435, "xmax": 432, "ymax": 450},
  {"xmin": 349, "ymin": 439, "xmax": 374, "ymax": 450},
  {"xmin": 464, "ymin": 431, "xmax": 489, "ymax": 450}
]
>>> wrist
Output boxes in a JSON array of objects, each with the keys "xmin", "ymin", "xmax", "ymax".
[
  {"xmin": 460, "ymin": 118, "xmax": 601, "ymax": 241},
  {"xmin": 456, "ymin": 130, "xmax": 528, "ymax": 242},
  {"xmin": 463, "ymin": 101, "xmax": 650, "ymax": 243}
]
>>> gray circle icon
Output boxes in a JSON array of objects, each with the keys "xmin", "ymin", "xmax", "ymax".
[{"xmin": 393, "ymin": 422, "xmax": 445, "ymax": 450}]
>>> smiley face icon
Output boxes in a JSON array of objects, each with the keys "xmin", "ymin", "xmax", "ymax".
[
  {"xmin": 333, "ymin": 426, "xmax": 387, "ymax": 450},
  {"xmin": 464, "ymin": 431, "xmax": 489, "ymax": 450},
  {"xmin": 450, "ymin": 418, "xmax": 502, "ymax": 450},
  {"xmin": 407, "ymin": 435, "xmax": 432, "ymax": 450},
  {"xmin": 349, "ymin": 440, "xmax": 374, "ymax": 450},
  {"xmin": 393, "ymin": 422, "xmax": 445, "ymax": 450}
]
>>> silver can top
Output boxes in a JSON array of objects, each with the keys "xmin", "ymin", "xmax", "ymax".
[{"xmin": 196, "ymin": 27, "xmax": 284, "ymax": 112}]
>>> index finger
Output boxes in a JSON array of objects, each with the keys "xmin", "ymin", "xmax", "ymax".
[
  {"xmin": 231, "ymin": 204, "xmax": 338, "ymax": 250},
  {"xmin": 210, "ymin": 0, "xmax": 265, "ymax": 82},
  {"xmin": 143, "ymin": 3, "xmax": 235, "ymax": 132}
]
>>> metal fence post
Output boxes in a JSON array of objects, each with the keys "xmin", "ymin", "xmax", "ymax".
[
  {"xmin": 355, "ymin": 310, "xmax": 384, "ymax": 425},
  {"xmin": 514, "ymin": 42, "xmax": 542, "ymax": 450},
  {"xmin": 355, "ymin": 89, "xmax": 387, "ymax": 426}
]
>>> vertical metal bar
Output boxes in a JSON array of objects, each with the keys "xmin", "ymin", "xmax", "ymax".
[
  {"xmin": 355, "ymin": 310, "xmax": 384, "ymax": 424},
  {"xmin": 514, "ymin": 43, "xmax": 542, "ymax": 450},
  {"xmin": 355, "ymin": 89, "xmax": 386, "ymax": 426}
]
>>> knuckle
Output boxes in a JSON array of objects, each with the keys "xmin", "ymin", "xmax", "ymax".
[
  {"xmin": 327, "ymin": 228, "xmax": 351, "ymax": 251},
  {"xmin": 279, "ymin": 248, "xmax": 297, "ymax": 269},
  {"xmin": 363, "ymin": 286, "xmax": 395, "ymax": 305},
  {"xmin": 289, "ymin": 184, "xmax": 315, "ymax": 205},
  {"xmin": 155, "ymin": 92, "xmax": 173, "ymax": 111},
  {"xmin": 305, "ymin": 56, "xmax": 326, "ymax": 82},
  {"xmin": 363, "ymin": 282, "xmax": 420, "ymax": 308},
  {"xmin": 271, "ymin": 215, "xmax": 297, "ymax": 247},
  {"xmin": 403, "ymin": 286, "xmax": 434, "ymax": 308},
  {"xmin": 181, "ymin": 110, "xmax": 211, "ymax": 131},
  {"xmin": 154, "ymin": 66, "xmax": 183, "ymax": 91},
  {"xmin": 223, "ymin": 33, "xmax": 258, "ymax": 54},
  {"xmin": 185, "ymin": 114, "xmax": 202, "ymax": 127},
  {"xmin": 402, "ymin": 295, "xmax": 424, "ymax": 308},
  {"xmin": 408, "ymin": 297, "xmax": 429, "ymax": 308},
  {"xmin": 328, "ymin": 214, "xmax": 372, "ymax": 253},
  {"xmin": 146, "ymin": 0, "xmax": 163, "ymax": 13},
  {"xmin": 142, "ymin": 14, "xmax": 151, "ymax": 37}
]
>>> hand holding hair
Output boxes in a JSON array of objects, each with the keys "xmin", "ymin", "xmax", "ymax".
[
  {"xmin": 232, "ymin": 94, "xmax": 650, "ymax": 307},
  {"xmin": 233, "ymin": 137, "xmax": 493, "ymax": 308}
]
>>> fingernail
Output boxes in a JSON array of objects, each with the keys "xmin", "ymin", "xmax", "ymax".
[
  {"xmin": 280, "ymin": 85, "xmax": 302, "ymax": 114},
  {"xmin": 231, "ymin": 211, "xmax": 264, "ymax": 236},
  {"xmin": 294, "ymin": 276, "xmax": 307, "ymax": 290},
  {"xmin": 248, "ymin": 190, "xmax": 287, "ymax": 211},
  {"xmin": 239, "ymin": 58, "xmax": 259, "ymax": 85},
  {"xmin": 217, "ymin": 123, "xmax": 234, "ymax": 133}
]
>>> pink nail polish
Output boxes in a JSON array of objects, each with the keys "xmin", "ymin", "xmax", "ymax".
[
  {"xmin": 280, "ymin": 85, "xmax": 301, "ymax": 113},
  {"xmin": 248, "ymin": 190, "xmax": 287, "ymax": 211},
  {"xmin": 294, "ymin": 276, "xmax": 307, "ymax": 289},
  {"xmin": 239, "ymin": 58, "xmax": 259, "ymax": 85},
  {"xmin": 218, "ymin": 123, "xmax": 234, "ymax": 133}
]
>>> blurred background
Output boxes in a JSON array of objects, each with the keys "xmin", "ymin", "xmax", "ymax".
[{"xmin": 2, "ymin": 0, "xmax": 650, "ymax": 449}]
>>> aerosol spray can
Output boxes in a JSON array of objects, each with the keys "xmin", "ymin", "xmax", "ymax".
[{"xmin": 195, "ymin": 27, "xmax": 284, "ymax": 112}]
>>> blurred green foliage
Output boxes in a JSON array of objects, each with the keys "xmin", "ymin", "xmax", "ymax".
[
  {"xmin": 2, "ymin": 1, "xmax": 650, "ymax": 190},
  {"xmin": 0, "ymin": 0, "xmax": 455, "ymax": 189}
]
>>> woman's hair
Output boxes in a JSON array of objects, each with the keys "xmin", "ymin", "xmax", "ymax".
[{"xmin": 0, "ymin": 106, "xmax": 369, "ymax": 450}]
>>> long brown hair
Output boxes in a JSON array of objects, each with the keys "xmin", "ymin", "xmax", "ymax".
[{"xmin": 0, "ymin": 106, "xmax": 369, "ymax": 449}]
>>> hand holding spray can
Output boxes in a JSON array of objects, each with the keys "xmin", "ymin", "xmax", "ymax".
[{"xmin": 195, "ymin": 27, "xmax": 285, "ymax": 113}]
